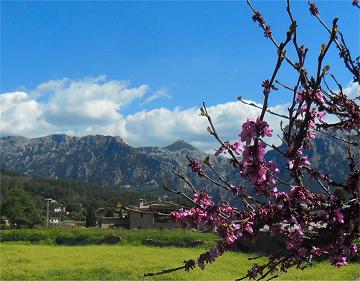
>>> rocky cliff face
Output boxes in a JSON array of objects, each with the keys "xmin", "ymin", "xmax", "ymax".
[
  {"xmin": 0, "ymin": 135, "xmax": 234, "ymax": 193},
  {"xmin": 265, "ymin": 131, "xmax": 358, "ymax": 193},
  {"xmin": 0, "ymin": 133, "xmax": 355, "ymax": 196}
]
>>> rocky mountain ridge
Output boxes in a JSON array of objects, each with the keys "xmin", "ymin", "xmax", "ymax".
[
  {"xmin": 0, "ymin": 133, "xmax": 356, "ymax": 197},
  {"xmin": 0, "ymin": 134, "xmax": 234, "ymax": 194}
]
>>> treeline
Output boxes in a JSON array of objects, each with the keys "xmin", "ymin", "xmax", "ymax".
[{"xmin": 0, "ymin": 169, "xmax": 161, "ymax": 228}]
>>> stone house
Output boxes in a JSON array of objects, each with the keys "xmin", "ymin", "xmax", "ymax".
[
  {"xmin": 100, "ymin": 199, "xmax": 180, "ymax": 230},
  {"xmin": 125, "ymin": 199, "xmax": 181, "ymax": 230}
]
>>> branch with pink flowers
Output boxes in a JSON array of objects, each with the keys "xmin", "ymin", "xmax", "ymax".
[{"xmin": 144, "ymin": 0, "xmax": 359, "ymax": 279}]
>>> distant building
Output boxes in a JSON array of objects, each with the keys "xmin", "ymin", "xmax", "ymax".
[
  {"xmin": 100, "ymin": 216, "xmax": 129, "ymax": 229},
  {"xmin": 49, "ymin": 218, "xmax": 60, "ymax": 224},
  {"xmin": 125, "ymin": 199, "xmax": 180, "ymax": 230},
  {"xmin": 99, "ymin": 199, "xmax": 181, "ymax": 230},
  {"xmin": 1, "ymin": 217, "xmax": 11, "ymax": 229}
]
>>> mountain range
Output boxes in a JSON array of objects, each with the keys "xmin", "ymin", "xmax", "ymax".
[
  {"xmin": 0, "ymin": 135, "xmax": 235, "ymax": 197},
  {"xmin": 0, "ymin": 133, "xmax": 356, "ymax": 198}
]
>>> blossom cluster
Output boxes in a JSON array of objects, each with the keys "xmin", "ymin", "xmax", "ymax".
[
  {"xmin": 214, "ymin": 117, "xmax": 279, "ymax": 193},
  {"xmin": 161, "ymin": 1, "xmax": 360, "ymax": 279}
]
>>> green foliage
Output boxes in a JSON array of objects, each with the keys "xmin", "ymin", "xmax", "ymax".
[
  {"xmin": 85, "ymin": 206, "xmax": 97, "ymax": 227},
  {"xmin": 0, "ymin": 228, "xmax": 215, "ymax": 247},
  {"xmin": 1, "ymin": 188, "xmax": 43, "ymax": 228},
  {"xmin": 0, "ymin": 230, "xmax": 49, "ymax": 243},
  {"xmin": 54, "ymin": 233, "xmax": 121, "ymax": 245},
  {"xmin": 0, "ymin": 170, "xmax": 158, "ymax": 222}
]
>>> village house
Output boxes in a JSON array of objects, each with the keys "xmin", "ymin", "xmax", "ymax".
[{"xmin": 100, "ymin": 199, "xmax": 180, "ymax": 230}]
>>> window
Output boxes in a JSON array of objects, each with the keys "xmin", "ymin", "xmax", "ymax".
[{"xmin": 140, "ymin": 213, "xmax": 143, "ymax": 218}]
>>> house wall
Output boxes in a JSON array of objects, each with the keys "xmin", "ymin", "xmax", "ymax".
[{"xmin": 129, "ymin": 211, "xmax": 154, "ymax": 229}]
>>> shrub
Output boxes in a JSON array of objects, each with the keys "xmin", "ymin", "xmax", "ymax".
[
  {"xmin": 102, "ymin": 234, "xmax": 121, "ymax": 245},
  {"xmin": 0, "ymin": 230, "xmax": 47, "ymax": 243},
  {"xmin": 142, "ymin": 238, "xmax": 206, "ymax": 248}
]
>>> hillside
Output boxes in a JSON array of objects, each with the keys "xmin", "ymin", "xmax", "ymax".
[{"xmin": 0, "ymin": 169, "xmax": 161, "ymax": 221}]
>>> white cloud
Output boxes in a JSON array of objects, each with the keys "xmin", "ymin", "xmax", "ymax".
[
  {"xmin": 143, "ymin": 88, "xmax": 171, "ymax": 105},
  {"xmin": 0, "ymin": 76, "xmax": 149, "ymax": 139},
  {"xmin": 37, "ymin": 76, "xmax": 148, "ymax": 127},
  {"xmin": 124, "ymin": 100, "xmax": 286, "ymax": 152},
  {"xmin": 0, "ymin": 91, "xmax": 52, "ymax": 137},
  {"xmin": 2, "ymin": 76, "xmax": 356, "ymax": 152},
  {"xmin": 343, "ymin": 82, "xmax": 359, "ymax": 100}
]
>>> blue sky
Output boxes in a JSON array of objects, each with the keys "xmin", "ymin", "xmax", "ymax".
[{"xmin": 1, "ymin": 1, "xmax": 359, "ymax": 150}]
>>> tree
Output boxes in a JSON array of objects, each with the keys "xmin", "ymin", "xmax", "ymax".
[
  {"xmin": 1, "ymin": 188, "xmax": 42, "ymax": 228},
  {"xmin": 145, "ymin": 1, "xmax": 359, "ymax": 279},
  {"xmin": 85, "ymin": 206, "xmax": 97, "ymax": 227},
  {"xmin": 105, "ymin": 208, "xmax": 114, "ymax": 217}
]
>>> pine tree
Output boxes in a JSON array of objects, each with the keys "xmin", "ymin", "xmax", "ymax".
[{"xmin": 85, "ymin": 206, "xmax": 96, "ymax": 227}]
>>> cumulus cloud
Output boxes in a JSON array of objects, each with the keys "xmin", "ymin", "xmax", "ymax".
[
  {"xmin": 124, "ymin": 101, "xmax": 286, "ymax": 152},
  {"xmin": 0, "ymin": 76, "xmax": 150, "ymax": 139},
  {"xmin": 37, "ymin": 76, "xmax": 148, "ymax": 128},
  {"xmin": 1, "ymin": 77, "xmax": 357, "ymax": 152},
  {"xmin": 0, "ymin": 91, "xmax": 52, "ymax": 137}
]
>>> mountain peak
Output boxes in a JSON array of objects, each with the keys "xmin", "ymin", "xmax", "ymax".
[{"xmin": 164, "ymin": 139, "xmax": 197, "ymax": 151}]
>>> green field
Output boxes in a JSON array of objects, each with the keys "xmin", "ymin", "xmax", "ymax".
[
  {"xmin": 1, "ymin": 229, "xmax": 359, "ymax": 280},
  {"xmin": 1, "ymin": 243, "xmax": 359, "ymax": 281}
]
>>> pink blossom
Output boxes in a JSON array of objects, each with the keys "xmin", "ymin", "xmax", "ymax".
[
  {"xmin": 315, "ymin": 89, "xmax": 325, "ymax": 103},
  {"xmin": 317, "ymin": 111, "xmax": 327, "ymax": 123},
  {"xmin": 240, "ymin": 118, "xmax": 272, "ymax": 144},
  {"xmin": 240, "ymin": 118, "xmax": 258, "ymax": 144},
  {"xmin": 226, "ymin": 234, "xmax": 237, "ymax": 244},
  {"xmin": 332, "ymin": 256, "xmax": 348, "ymax": 267},
  {"xmin": 303, "ymin": 156, "xmax": 311, "ymax": 166},
  {"xmin": 311, "ymin": 246, "xmax": 322, "ymax": 256},
  {"xmin": 261, "ymin": 123, "xmax": 273, "ymax": 137},
  {"xmin": 188, "ymin": 160, "xmax": 204, "ymax": 177},
  {"xmin": 194, "ymin": 192, "xmax": 213, "ymax": 209},
  {"xmin": 287, "ymin": 227, "xmax": 304, "ymax": 249},
  {"xmin": 243, "ymin": 222, "xmax": 254, "ymax": 235},
  {"xmin": 214, "ymin": 146, "xmax": 226, "ymax": 156},
  {"xmin": 218, "ymin": 202, "xmax": 238, "ymax": 216},
  {"xmin": 309, "ymin": 121, "xmax": 316, "ymax": 129},
  {"xmin": 231, "ymin": 141, "xmax": 244, "ymax": 155},
  {"xmin": 307, "ymin": 130, "xmax": 316, "ymax": 140},
  {"xmin": 334, "ymin": 208, "xmax": 344, "ymax": 224}
]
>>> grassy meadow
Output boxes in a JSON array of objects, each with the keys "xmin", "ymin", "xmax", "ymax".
[{"xmin": 0, "ymin": 229, "xmax": 359, "ymax": 280}]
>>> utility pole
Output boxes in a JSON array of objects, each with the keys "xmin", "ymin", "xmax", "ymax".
[{"xmin": 45, "ymin": 198, "xmax": 52, "ymax": 228}]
